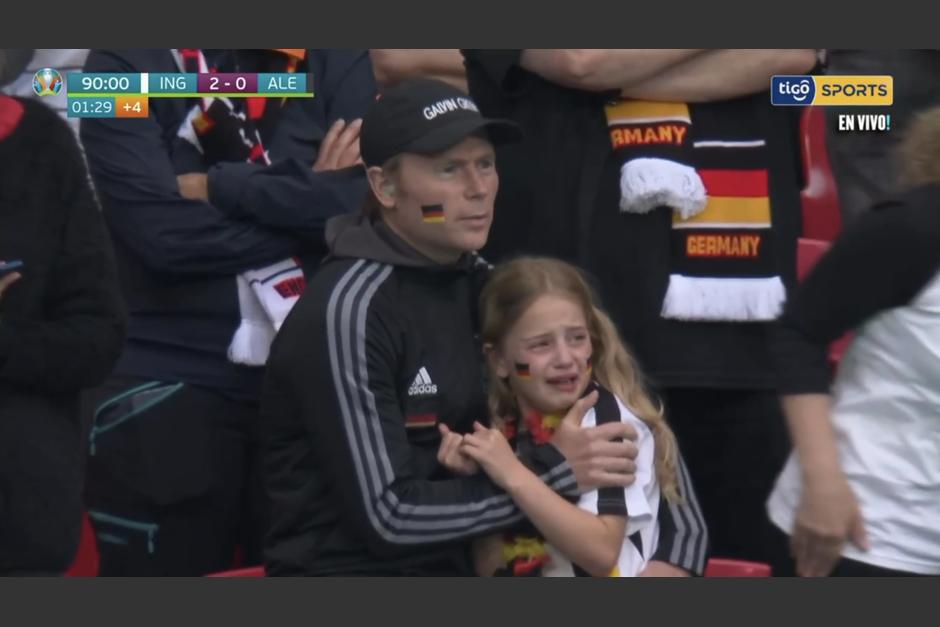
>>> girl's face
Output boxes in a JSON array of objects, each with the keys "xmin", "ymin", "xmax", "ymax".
[{"xmin": 493, "ymin": 294, "xmax": 594, "ymax": 415}]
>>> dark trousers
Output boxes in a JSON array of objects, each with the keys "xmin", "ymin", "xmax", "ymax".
[
  {"xmin": 831, "ymin": 557, "xmax": 927, "ymax": 577},
  {"xmin": 0, "ymin": 389, "xmax": 86, "ymax": 575},
  {"xmin": 769, "ymin": 525, "xmax": 928, "ymax": 577},
  {"xmin": 83, "ymin": 375, "xmax": 266, "ymax": 576},
  {"xmin": 663, "ymin": 388, "xmax": 793, "ymax": 575}
]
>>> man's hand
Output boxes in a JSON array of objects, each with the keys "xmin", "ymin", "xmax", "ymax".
[
  {"xmin": 313, "ymin": 118, "xmax": 363, "ymax": 172},
  {"xmin": 638, "ymin": 560, "xmax": 691, "ymax": 577},
  {"xmin": 549, "ymin": 391, "xmax": 638, "ymax": 492},
  {"xmin": 177, "ymin": 173, "xmax": 209, "ymax": 201}
]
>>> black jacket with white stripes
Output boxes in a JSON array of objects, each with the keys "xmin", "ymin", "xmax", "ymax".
[{"xmin": 261, "ymin": 213, "xmax": 707, "ymax": 575}]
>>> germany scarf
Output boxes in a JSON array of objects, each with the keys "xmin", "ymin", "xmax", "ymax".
[
  {"xmin": 604, "ymin": 98, "xmax": 785, "ymax": 322},
  {"xmin": 172, "ymin": 49, "xmax": 309, "ymax": 365}
]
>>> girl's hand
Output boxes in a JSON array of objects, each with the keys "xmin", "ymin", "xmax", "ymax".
[
  {"xmin": 460, "ymin": 422, "xmax": 526, "ymax": 489},
  {"xmin": 436, "ymin": 424, "xmax": 479, "ymax": 476}
]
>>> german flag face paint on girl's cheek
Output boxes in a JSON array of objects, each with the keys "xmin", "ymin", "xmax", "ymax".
[
  {"xmin": 421, "ymin": 204, "xmax": 445, "ymax": 223},
  {"xmin": 586, "ymin": 355, "xmax": 593, "ymax": 375},
  {"xmin": 514, "ymin": 362, "xmax": 531, "ymax": 379}
]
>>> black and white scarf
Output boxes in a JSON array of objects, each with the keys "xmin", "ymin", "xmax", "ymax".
[
  {"xmin": 603, "ymin": 98, "xmax": 785, "ymax": 322},
  {"xmin": 174, "ymin": 48, "xmax": 307, "ymax": 365}
]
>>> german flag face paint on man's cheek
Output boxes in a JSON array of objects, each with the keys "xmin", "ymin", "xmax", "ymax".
[
  {"xmin": 515, "ymin": 362, "xmax": 531, "ymax": 379},
  {"xmin": 421, "ymin": 204, "xmax": 445, "ymax": 223}
]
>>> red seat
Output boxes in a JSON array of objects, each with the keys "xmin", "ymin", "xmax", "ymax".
[
  {"xmin": 704, "ymin": 557, "xmax": 772, "ymax": 577},
  {"xmin": 206, "ymin": 565, "xmax": 266, "ymax": 577},
  {"xmin": 800, "ymin": 106, "xmax": 842, "ymax": 241},
  {"xmin": 65, "ymin": 510, "xmax": 99, "ymax": 577},
  {"xmin": 797, "ymin": 237, "xmax": 831, "ymax": 282}
]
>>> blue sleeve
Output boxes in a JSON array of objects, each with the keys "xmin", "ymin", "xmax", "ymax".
[
  {"xmin": 206, "ymin": 49, "xmax": 375, "ymax": 240},
  {"xmin": 80, "ymin": 49, "xmax": 301, "ymax": 277}
]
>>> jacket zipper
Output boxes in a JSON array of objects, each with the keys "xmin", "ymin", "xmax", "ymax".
[
  {"xmin": 89, "ymin": 381, "xmax": 184, "ymax": 455},
  {"xmin": 88, "ymin": 510, "xmax": 159, "ymax": 555}
]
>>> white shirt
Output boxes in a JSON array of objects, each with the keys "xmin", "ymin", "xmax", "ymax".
[
  {"xmin": 542, "ymin": 393, "xmax": 661, "ymax": 577},
  {"xmin": 768, "ymin": 272, "xmax": 940, "ymax": 575}
]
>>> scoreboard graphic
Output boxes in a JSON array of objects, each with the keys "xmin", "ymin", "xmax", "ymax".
[{"xmin": 59, "ymin": 71, "xmax": 314, "ymax": 119}]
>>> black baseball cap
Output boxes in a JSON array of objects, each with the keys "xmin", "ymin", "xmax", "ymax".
[{"xmin": 361, "ymin": 78, "xmax": 522, "ymax": 167}]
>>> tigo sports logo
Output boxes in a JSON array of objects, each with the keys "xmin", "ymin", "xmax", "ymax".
[
  {"xmin": 771, "ymin": 76, "xmax": 815, "ymax": 105},
  {"xmin": 771, "ymin": 75, "xmax": 893, "ymax": 106}
]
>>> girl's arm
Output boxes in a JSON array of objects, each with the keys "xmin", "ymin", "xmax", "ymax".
[{"xmin": 461, "ymin": 422, "xmax": 625, "ymax": 577}]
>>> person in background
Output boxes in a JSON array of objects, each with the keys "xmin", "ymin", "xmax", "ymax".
[
  {"xmin": 461, "ymin": 49, "xmax": 817, "ymax": 575},
  {"xmin": 0, "ymin": 49, "xmax": 125, "ymax": 575},
  {"xmin": 1, "ymin": 49, "xmax": 89, "ymax": 137},
  {"xmin": 767, "ymin": 104, "xmax": 940, "ymax": 577},
  {"xmin": 824, "ymin": 50, "xmax": 940, "ymax": 225},
  {"xmin": 79, "ymin": 48, "xmax": 375, "ymax": 575}
]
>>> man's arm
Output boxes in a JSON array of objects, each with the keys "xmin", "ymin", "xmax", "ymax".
[
  {"xmin": 622, "ymin": 49, "xmax": 818, "ymax": 102},
  {"xmin": 293, "ymin": 264, "xmax": 579, "ymax": 556},
  {"xmin": 370, "ymin": 49, "xmax": 468, "ymax": 92},
  {"xmin": 517, "ymin": 49, "xmax": 817, "ymax": 102},
  {"xmin": 519, "ymin": 49, "xmax": 705, "ymax": 91},
  {"xmin": 81, "ymin": 49, "xmax": 301, "ymax": 276},
  {"xmin": 207, "ymin": 49, "xmax": 375, "ymax": 238},
  {"xmin": 774, "ymin": 195, "xmax": 940, "ymax": 396}
]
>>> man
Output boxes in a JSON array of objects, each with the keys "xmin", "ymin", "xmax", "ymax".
[
  {"xmin": 80, "ymin": 48, "xmax": 375, "ymax": 575},
  {"xmin": 462, "ymin": 49, "xmax": 817, "ymax": 574},
  {"xmin": 262, "ymin": 79, "xmax": 656, "ymax": 576}
]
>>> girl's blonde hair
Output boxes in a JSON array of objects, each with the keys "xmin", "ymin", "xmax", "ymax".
[{"xmin": 479, "ymin": 256, "xmax": 681, "ymax": 503}]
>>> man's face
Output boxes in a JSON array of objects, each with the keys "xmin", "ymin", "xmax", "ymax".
[{"xmin": 379, "ymin": 135, "xmax": 498, "ymax": 264}]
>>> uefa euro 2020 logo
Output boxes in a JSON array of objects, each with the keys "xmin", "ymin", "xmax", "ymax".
[{"xmin": 32, "ymin": 68, "xmax": 63, "ymax": 97}]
